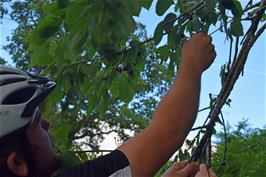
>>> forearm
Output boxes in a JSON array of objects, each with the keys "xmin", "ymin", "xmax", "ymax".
[
  {"xmin": 148, "ymin": 66, "xmax": 201, "ymax": 148},
  {"xmin": 118, "ymin": 33, "xmax": 215, "ymax": 177},
  {"xmin": 129, "ymin": 67, "xmax": 202, "ymax": 176}
]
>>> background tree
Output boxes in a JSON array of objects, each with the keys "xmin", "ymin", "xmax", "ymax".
[
  {"xmin": 1, "ymin": 0, "xmax": 265, "ymax": 173},
  {"xmin": 212, "ymin": 120, "xmax": 266, "ymax": 177}
]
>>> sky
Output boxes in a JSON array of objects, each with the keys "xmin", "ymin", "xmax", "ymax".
[
  {"xmin": 0, "ymin": 0, "xmax": 265, "ymax": 149},
  {"xmin": 136, "ymin": 1, "xmax": 266, "ymax": 132}
]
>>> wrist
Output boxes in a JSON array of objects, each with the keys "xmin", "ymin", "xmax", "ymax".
[{"xmin": 178, "ymin": 62, "xmax": 203, "ymax": 78}]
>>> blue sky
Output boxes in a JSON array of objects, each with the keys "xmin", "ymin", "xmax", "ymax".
[
  {"xmin": 1, "ymin": 1, "xmax": 265, "ymax": 133},
  {"xmin": 136, "ymin": 1, "xmax": 266, "ymax": 132}
]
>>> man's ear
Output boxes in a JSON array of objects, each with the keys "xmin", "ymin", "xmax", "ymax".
[{"xmin": 7, "ymin": 152, "xmax": 28, "ymax": 176}]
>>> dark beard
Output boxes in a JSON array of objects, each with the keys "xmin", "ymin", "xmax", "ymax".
[{"xmin": 21, "ymin": 131, "xmax": 37, "ymax": 177}]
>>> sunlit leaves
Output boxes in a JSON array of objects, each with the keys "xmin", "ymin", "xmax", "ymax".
[
  {"xmin": 110, "ymin": 73, "xmax": 134, "ymax": 103},
  {"xmin": 157, "ymin": 45, "xmax": 170, "ymax": 61},
  {"xmin": 29, "ymin": 41, "xmax": 53, "ymax": 66}
]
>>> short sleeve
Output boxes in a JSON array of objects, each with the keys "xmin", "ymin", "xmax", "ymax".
[{"xmin": 58, "ymin": 150, "xmax": 132, "ymax": 177}]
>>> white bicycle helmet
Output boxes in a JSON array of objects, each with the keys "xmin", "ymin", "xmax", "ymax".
[{"xmin": 0, "ymin": 65, "xmax": 56, "ymax": 139}]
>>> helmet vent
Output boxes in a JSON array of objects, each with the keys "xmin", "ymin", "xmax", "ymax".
[
  {"xmin": 2, "ymin": 86, "xmax": 36, "ymax": 104},
  {"xmin": 0, "ymin": 71, "xmax": 23, "ymax": 75},
  {"xmin": 0, "ymin": 78, "xmax": 27, "ymax": 87}
]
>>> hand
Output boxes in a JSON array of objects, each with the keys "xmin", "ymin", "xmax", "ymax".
[
  {"xmin": 162, "ymin": 161, "xmax": 199, "ymax": 177},
  {"xmin": 180, "ymin": 33, "xmax": 216, "ymax": 74},
  {"xmin": 195, "ymin": 164, "xmax": 217, "ymax": 177}
]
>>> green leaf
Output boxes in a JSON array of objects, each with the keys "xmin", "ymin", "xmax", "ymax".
[
  {"xmin": 156, "ymin": 0, "xmax": 174, "ymax": 16},
  {"xmin": 231, "ymin": 17, "xmax": 244, "ymax": 36},
  {"xmin": 126, "ymin": 42, "xmax": 139, "ymax": 63},
  {"xmin": 80, "ymin": 64, "xmax": 98, "ymax": 77},
  {"xmin": 62, "ymin": 75, "xmax": 71, "ymax": 92},
  {"xmin": 261, "ymin": 14, "xmax": 266, "ymax": 21},
  {"xmin": 140, "ymin": 0, "xmax": 153, "ymax": 10},
  {"xmin": 98, "ymin": 92, "xmax": 110, "ymax": 116},
  {"xmin": 38, "ymin": 15, "xmax": 63, "ymax": 39},
  {"xmin": 29, "ymin": 29, "xmax": 46, "ymax": 46},
  {"xmin": 54, "ymin": 124, "xmax": 71, "ymax": 140},
  {"xmin": 231, "ymin": 0, "xmax": 243, "ymax": 17},
  {"xmin": 55, "ymin": 36, "xmax": 69, "ymax": 65},
  {"xmin": 59, "ymin": 151, "xmax": 81, "ymax": 168},
  {"xmin": 163, "ymin": 13, "xmax": 177, "ymax": 33},
  {"xmin": 110, "ymin": 74, "xmax": 134, "ymax": 103},
  {"xmin": 64, "ymin": 3, "xmax": 89, "ymax": 31},
  {"xmin": 154, "ymin": 21, "xmax": 164, "ymax": 45},
  {"xmin": 157, "ymin": 45, "xmax": 170, "ymax": 60},
  {"xmin": 167, "ymin": 24, "xmax": 179, "ymax": 48},
  {"xmin": 192, "ymin": 15, "xmax": 201, "ymax": 32},
  {"xmin": 87, "ymin": 94, "xmax": 98, "ymax": 114},
  {"xmin": 49, "ymin": 81, "xmax": 63, "ymax": 103},
  {"xmin": 57, "ymin": 0, "xmax": 70, "ymax": 9},
  {"xmin": 30, "ymin": 41, "xmax": 53, "ymax": 66},
  {"xmin": 67, "ymin": 17, "xmax": 90, "ymax": 57},
  {"xmin": 220, "ymin": 0, "xmax": 234, "ymax": 10},
  {"xmin": 127, "ymin": 0, "xmax": 142, "ymax": 16}
]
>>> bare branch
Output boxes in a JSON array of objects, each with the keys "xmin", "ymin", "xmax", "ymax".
[
  {"xmin": 244, "ymin": 2, "xmax": 260, "ymax": 12},
  {"xmin": 189, "ymin": 0, "xmax": 266, "ymax": 162},
  {"xmin": 191, "ymin": 125, "xmax": 208, "ymax": 131}
]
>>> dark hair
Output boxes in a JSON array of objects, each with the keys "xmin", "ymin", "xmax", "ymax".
[{"xmin": 0, "ymin": 125, "xmax": 36, "ymax": 177}]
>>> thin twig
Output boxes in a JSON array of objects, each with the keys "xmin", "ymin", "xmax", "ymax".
[
  {"xmin": 240, "ymin": 5, "xmax": 266, "ymax": 44},
  {"xmin": 228, "ymin": 38, "xmax": 233, "ymax": 66},
  {"xmin": 216, "ymin": 112, "xmax": 227, "ymax": 172},
  {"xmin": 191, "ymin": 125, "xmax": 208, "ymax": 131},
  {"xmin": 206, "ymin": 137, "xmax": 212, "ymax": 168},
  {"xmin": 244, "ymin": 0, "xmax": 253, "ymax": 11},
  {"xmin": 65, "ymin": 2, "xmax": 260, "ymax": 69},
  {"xmin": 233, "ymin": 37, "xmax": 239, "ymax": 65},
  {"xmin": 139, "ymin": 2, "xmax": 205, "ymax": 46},
  {"xmin": 198, "ymin": 106, "xmax": 211, "ymax": 113},
  {"xmin": 244, "ymin": 2, "xmax": 261, "ymax": 12}
]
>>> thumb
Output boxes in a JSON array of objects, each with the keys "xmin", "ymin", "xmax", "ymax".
[{"xmin": 178, "ymin": 162, "xmax": 199, "ymax": 177}]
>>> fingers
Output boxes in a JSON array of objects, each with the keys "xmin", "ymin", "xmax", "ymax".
[
  {"xmin": 208, "ymin": 168, "xmax": 217, "ymax": 177},
  {"xmin": 195, "ymin": 164, "xmax": 217, "ymax": 177},
  {"xmin": 171, "ymin": 161, "xmax": 189, "ymax": 170},
  {"xmin": 178, "ymin": 162, "xmax": 199, "ymax": 177}
]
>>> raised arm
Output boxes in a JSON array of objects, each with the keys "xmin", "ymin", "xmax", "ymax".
[{"xmin": 118, "ymin": 33, "xmax": 216, "ymax": 177}]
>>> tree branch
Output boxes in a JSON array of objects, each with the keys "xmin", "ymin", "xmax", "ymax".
[
  {"xmin": 64, "ymin": 2, "xmax": 206, "ymax": 68},
  {"xmin": 189, "ymin": 0, "xmax": 266, "ymax": 162}
]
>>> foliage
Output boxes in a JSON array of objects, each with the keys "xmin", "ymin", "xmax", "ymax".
[
  {"xmin": 212, "ymin": 121, "xmax": 266, "ymax": 177},
  {"xmin": 1, "ymin": 0, "xmax": 173, "ymax": 154},
  {"xmin": 1, "ymin": 0, "xmax": 265, "ymax": 173},
  {"xmin": 154, "ymin": 121, "xmax": 266, "ymax": 177}
]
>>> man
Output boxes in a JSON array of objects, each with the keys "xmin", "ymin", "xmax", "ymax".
[{"xmin": 0, "ymin": 33, "xmax": 216, "ymax": 177}]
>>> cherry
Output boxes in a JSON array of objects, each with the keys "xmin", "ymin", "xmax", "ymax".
[{"xmin": 116, "ymin": 66, "xmax": 123, "ymax": 73}]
